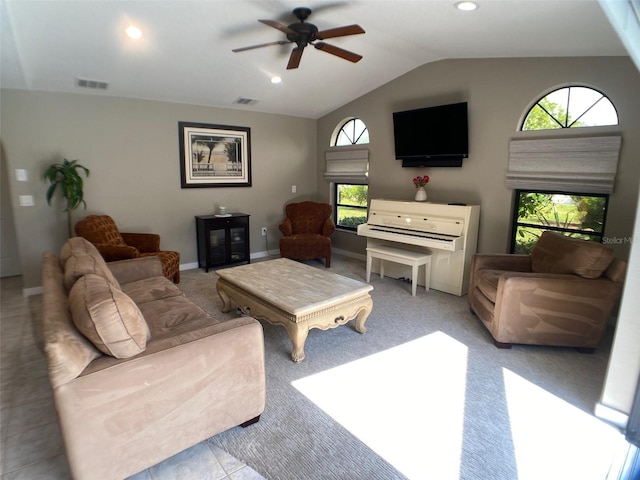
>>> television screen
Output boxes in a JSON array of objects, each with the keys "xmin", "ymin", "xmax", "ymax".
[{"xmin": 393, "ymin": 102, "xmax": 468, "ymax": 167}]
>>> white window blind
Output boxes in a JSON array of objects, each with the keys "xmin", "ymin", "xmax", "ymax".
[
  {"xmin": 324, "ymin": 149, "xmax": 369, "ymax": 183},
  {"xmin": 506, "ymin": 136, "xmax": 622, "ymax": 193}
]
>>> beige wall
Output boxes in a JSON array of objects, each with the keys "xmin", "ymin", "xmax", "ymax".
[
  {"xmin": 4, "ymin": 57, "xmax": 639, "ymax": 288},
  {"xmin": 1, "ymin": 90, "xmax": 317, "ymax": 289},
  {"xmin": 316, "ymin": 57, "xmax": 640, "ymax": 260}
]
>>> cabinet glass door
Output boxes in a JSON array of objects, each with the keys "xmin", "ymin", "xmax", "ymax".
[
  {"xmin": 229, "ymin": 227, "xmax": 247, "ymax": 263},
  {"xmin": 209, "ymin": 229, "xmax": 226, "ymax": 264}
]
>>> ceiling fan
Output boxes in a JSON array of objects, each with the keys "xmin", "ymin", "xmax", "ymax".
[{"xmin": 232, "ymin": 7, "xmax": 365, "ymax": 70}]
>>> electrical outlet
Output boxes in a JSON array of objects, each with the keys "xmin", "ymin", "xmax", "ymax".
[{"xmin": 261, "ymin": 227, "xmax": 267, "ymax": 236}]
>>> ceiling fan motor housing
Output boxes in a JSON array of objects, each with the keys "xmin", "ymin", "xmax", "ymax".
[{"xmin": 286, "ymin": 22, "xmax": 319, "ymax": 46}]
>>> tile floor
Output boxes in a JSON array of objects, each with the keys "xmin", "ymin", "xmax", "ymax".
[{"xmin": 0, "ymin": 275, "xmax": 265, "ymax": 480}]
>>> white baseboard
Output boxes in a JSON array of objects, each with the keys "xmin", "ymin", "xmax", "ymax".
[
  {"xmin": 595, "ymin": 402, "xmax": 628, "ymax": 430},
  {"xmin": 332, "ymin": 247, "xmax": 366, "ymax": 262},
  {"xmin": 251, "ymin": 250, "xmax": 278, "ymax": 259},
  {"xmin": 179, "ymin": 250, "xmax": 279, "ymax": 272},
  {"xmin": 23, "ymin": 286, "xmax": 43, "ymax": 297},
  {"xmin": 180, "ymin": 262, "xmax": 199, "ymax": 271}
]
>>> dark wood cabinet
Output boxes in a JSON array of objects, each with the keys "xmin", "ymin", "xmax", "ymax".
[{"xmin": 195, "ymin": 214, "xmax": 250, "ymax": 272}]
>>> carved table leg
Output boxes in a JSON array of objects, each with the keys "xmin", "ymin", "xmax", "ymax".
[
  {"xmin": 216, "ymin": 282, "xmax": 233, "ymax": 313},
  {"xmin": 285, "ymin": 322, "xmax": 309, "ymax": 363},
  {"xmin": 355, "ymin": 299, "xmax": 373, "ymax": 334}
]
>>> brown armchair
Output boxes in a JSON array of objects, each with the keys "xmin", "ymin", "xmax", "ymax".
[
  {"xmin": 279, "ymin": 201, "xmax": 335, "ymax": 268},
  {"xmin": 468, "ymin": 231, "xmax": 626, "ymax": 351},
  {"xmin": 75, "ymin": 215, "xmax": 181, "ymax": 283}
]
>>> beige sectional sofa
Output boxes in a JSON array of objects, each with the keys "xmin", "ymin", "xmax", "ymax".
[{"xmin": 41, "ymin": 237, "xmax": 266, "ymax": 480}]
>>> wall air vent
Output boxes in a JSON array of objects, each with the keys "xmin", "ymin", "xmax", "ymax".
[
  {"xmin": 233, "ymin": 97, "xmax": 259, "ymax": 105},
  {"xmin": 75, "ymin": 77, "xmax": 109, "ymax": 90}
]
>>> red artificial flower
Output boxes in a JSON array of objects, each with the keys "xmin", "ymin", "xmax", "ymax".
[{"xmin": 413, "ymin": 175, "xmax": 430, "ymax": 188}]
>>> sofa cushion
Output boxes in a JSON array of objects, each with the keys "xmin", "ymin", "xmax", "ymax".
[
  {"xmin": 120, "ymin": 276, "xmax": 183, "ymax": 304},
  {"xmin": 138, "ymin": 295, "xmax": 209, "ymax": 333},
  {"xmin": 69, "ymin": 274, "xmax": 150, "ymax": 358},
  {"xmin": 474, "ymin": 269, "xmax": 503, "ymax": 304},
  {"xmin": 60, "ymin": 236, "xmax": 103, "ymax": 265},
  {"xmin": 64, "ymin": 253, "xmax": 121, "ymax": 291},
  {"xmin": 530, "ymin": 231, "xmax": 614, "ymax": 279}
]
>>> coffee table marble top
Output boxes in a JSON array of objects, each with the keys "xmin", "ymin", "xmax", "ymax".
[
  {"xmin": 216, "ymin": 258, "xmax": 374, "ymax": 362},
  {"xmin": 216, "ymin": 258, "xmax": 372, "ymax": 317}
]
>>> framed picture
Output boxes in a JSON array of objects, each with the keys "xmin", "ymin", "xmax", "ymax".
[{"xmin": 179, "ymin": 122, "xmax": 252, "ymax": 188}]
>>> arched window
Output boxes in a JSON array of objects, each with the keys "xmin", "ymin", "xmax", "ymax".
[
  {"xmin": 334, "ymin": 118, "xmax": 369, "ymax": 146},
  {"xmin": 512, "ymin": 86, "xmax": 620, "ymax": 254},
  {"xmin": 521, "ymin": 86, "xmax": 618, "ymax": 131},
  {"xmin": 328, "ymin": 118, "xmax": 369, "ymax": 231}
]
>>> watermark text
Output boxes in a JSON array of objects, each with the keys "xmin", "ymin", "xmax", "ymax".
[{"xmin": 603, "ymin": 236, "xmax": 635, "ymax": 245}]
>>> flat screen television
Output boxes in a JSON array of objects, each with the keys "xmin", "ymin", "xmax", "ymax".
[{"xmin": 393, "ymin": 102, "xmax": 468, "ymax": 167}]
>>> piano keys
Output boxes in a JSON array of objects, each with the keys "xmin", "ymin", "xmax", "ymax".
[
  {"xmin": 357, "ymin": 199, "xmax": 480, "ymax": 296},
  {"xmin": 360, "ymin": 225, "xmax": 465, "ymax": 251}
]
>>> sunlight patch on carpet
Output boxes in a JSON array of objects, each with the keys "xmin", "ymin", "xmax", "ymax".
[
  {"xmin": 503, "ymin": 368, "xmax": 623, "ymax": 480},
  {"xmin": 292, "ymin": 331, "xmax": 468, "ymax": 479}
]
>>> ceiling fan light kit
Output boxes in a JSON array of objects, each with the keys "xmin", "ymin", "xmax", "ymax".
[{"xmin": 232, "ymin": 6, "xmax": 365, "ymax": 70}]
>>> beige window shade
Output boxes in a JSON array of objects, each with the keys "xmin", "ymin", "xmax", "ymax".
[
  {"xmin": 324, "ymin": 149, "xmax": 369, "ymax": 183},
  {"xmin": 506, "ymin": 136, "xmax": 622, "ymax": 193}
]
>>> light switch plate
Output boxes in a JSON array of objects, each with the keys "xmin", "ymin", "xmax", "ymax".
[
  {"xmin": 15, "ymin": 169, "xmax": 28, "ymax": 181},
  {"xmin": 292, "ymin": 185, "xmax": 297, "ymax": 193},
  {"xmin": 19, "ymin": 195, "xmax": 34, "ymax": 206}
]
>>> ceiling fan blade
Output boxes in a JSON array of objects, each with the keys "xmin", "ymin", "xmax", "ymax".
[
  {"xmin": 314, "ymin": 42, "xmax": 362, "ymax": 63},
  {"xmin": 259, "ymin": 19, "xmax": 297, "ymax": 35},
  {"xmin": 232, "ymin": 40, "xmax": 291, "ymax": 53},
  {"xmin": 316, "ymin": 24, "xmax": 365, "ymax": 40},
  {"xmin": 287, "ymin": 47, "xmax": 304, "ymax": 69}
]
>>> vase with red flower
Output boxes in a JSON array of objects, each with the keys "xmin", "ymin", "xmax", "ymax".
[{"xmin": 413, "ymin": 175, "xmax": 429, "ymax": 201}]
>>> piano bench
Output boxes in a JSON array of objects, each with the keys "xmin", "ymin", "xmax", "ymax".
[{"xmin": 366, "ymin": 246, "xmax": 432, "ymax": 296}]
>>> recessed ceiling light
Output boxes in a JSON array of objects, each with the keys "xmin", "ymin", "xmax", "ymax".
[
  {"xmin": 126, "ymin": 25, "xmax": 142, "ymax": 40},
  {"xmin": 455, "ymin": 1, "xmax": 478, "ymax": 11},
  {"xmin": 271, "ymin": 76, "xmax": 282, "ymax": 84}
]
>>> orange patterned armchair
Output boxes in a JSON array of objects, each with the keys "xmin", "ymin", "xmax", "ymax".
[
  {"xmin": 279, "ymin": 201, "xmax": 335, "ymax": 268},
  {"xmin": 74, "ymin": 215, "xmax": 181, "ymax": 283}
]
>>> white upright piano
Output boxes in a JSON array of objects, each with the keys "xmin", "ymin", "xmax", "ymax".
[{"xmin": 357, "ymin": 199, "xmax": 480, "ymax": 296}]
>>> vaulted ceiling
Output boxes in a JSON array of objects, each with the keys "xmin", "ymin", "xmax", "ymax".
[{"xmin": 0, "ymin": 0, "xmax": 627, "ymax": 119}]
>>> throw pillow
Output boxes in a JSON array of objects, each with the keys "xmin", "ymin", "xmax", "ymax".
[
  {"xmin": 69, "ymin": 274, "xmax": 150, "ymax": 358},
  {"xmin": 59, "ymin": 236, "xmax": 103, "ymax": 265},
  {"xmin": 531, "ymin": 231, "xmax": 614, "ymax": 279},
  {"xmin": 64, "ymin": 253, "xmax": 121, "ymax": 291}
]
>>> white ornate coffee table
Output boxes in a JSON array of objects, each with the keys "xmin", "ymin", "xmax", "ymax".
[{"xmin": 216, "ymin": 258, "xmax": 373, "ymax": 362}]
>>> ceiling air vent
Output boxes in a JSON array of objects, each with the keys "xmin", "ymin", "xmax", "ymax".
[
  {"xmin": 75, "ymin": 77, "xmax": 109, "ymax": 90},
  {"xmin": 233, "ymin": 97, "xmax": 259, "ymax": 106}
]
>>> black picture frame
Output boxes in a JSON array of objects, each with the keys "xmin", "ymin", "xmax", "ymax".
[{"xmin": 179, "ymin": 121, "xmax": 252, "ymax": 188}]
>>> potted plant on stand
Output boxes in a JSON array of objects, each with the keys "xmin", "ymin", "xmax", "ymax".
[{"xmin": 43, "ymin": 158, "xmax": 90, "ymax": 237}]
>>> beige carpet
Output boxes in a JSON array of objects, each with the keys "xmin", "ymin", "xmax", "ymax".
[{"xmin": 176, "ymin": 254, "xmax": 623, "ymax": 480}]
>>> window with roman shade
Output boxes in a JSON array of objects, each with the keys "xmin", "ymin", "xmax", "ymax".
[
  {"xmin": 509, "ymin": 85, "xmax": 621, "ymax": 254},
  {"xmin": 324, "ymin": 148, "xmax": 369, "ymax": 184},
  {"xmin": 506, "ymin": 136, "xmax": 622, "ymax": 194}
]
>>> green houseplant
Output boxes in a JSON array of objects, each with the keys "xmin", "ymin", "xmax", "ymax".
[{"xmin": 43, "ymin": 158, "xmax": 90, "ymax": 237}]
